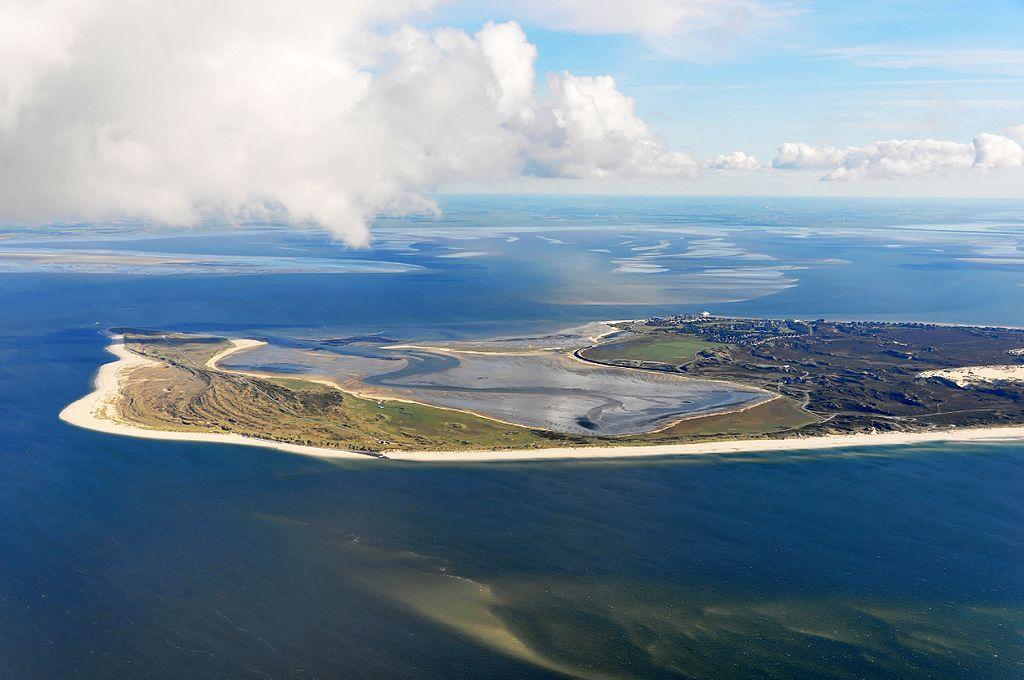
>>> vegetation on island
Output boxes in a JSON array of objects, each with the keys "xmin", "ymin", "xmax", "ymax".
[
  {"xmin": 117, "ymin": 332, "xmax": 555, "ymax": 452},
  {"xmin": 586, "ymin": 315, "xmax": 1024, "ymax": 434},
  {"xmin": 109, "ymin": 313, "xmax": 1024, "ymax": 453},
  {"xmin": 112, "ymin": 328, "xmax": 816, "ymax": 452}
]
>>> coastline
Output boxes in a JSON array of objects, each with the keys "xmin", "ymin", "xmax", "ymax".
[
  {"xmin": 59, "ymin": 337, "xmax": 1024, "ymax": 463},
  {"xmin": 387, "ymin": 427, "xmax": 1024, "ymax": 462},
  {"xmin": 58, "ymin": 337, "xmax": 369, "ymax": 460}
]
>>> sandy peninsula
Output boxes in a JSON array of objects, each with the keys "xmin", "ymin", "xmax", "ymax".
[
  {"xmin": 59, "ymin": 337, "xmax": 368, "ymax": 460},
  {"xmin": 60, "ymin": 337, "xmax": 1024, "ymax": 463}
]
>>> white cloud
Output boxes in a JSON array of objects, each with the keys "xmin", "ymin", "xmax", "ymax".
[
  {"xmin": 974, "ymin": 133, "xmax": 1024, "ymax": 169},
  {"xmin": 499, "ymin": 0, "xmax": 803, "ymax": 57},
  {"xmin": 773, "ymin": 123, "xmax": 1024, "ymax": 180},
  {"xmin": 476, "ymin": 20, "xmax": 537, "ymax": 121},
  {"xmin": 529, "ymin": 73, "xmax": 697, "ymax": 178},
  {"xmin": 0, "ymin": 1, "xmax": 87, "ymax": 131},
  {"xmin": 705, "ymin": 150, "xmax": 761, "ymax": 171},
  {"xmin": 1, "ymin": 0, "xmax": 437, "ymax": 244},
  {"xmin": 821, "ymin": 140, "xmax": 975, "ymax": 181},
  {"xmin": 771, "ymin": 127, "xmax": 1024, "ymax": 180},
  {"xmin": 1004, "ymin": 124, "xmax": 1024, "ymax": 143},
  {"xmin": 974, "ymin": 124, "xmax": 1024, "ymax": 169},
  {"xmin": 772, "ymin": 142, "xmax": 854, "ymax": 171},
  {"xmin": 0, "ymin": 1, "xmax": 695, "ymax": 245}
]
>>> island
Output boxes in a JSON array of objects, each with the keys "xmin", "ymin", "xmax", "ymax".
[{"xmin": 60, "ymin": 315, "xmax": 1024, "ymax": 461}]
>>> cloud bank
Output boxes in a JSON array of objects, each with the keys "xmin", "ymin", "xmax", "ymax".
[
  {"xmin": 0, "ymin": 0, "xmax": 694, "ymax": 245},
  {"xmin": 771, "ymin": 123, "xmax": 1024, "ymax": 181}
]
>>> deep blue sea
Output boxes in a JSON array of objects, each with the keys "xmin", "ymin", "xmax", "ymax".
[{"xmin": 2, "ymin": 196, "xmax": 1023, "ymax": 678}]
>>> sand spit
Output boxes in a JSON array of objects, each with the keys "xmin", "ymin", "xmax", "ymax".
[
  {"xmin": 61, "ymin": 338, "xmax": 1024, "ymax": 463},
  {"xmin": 204, "ymin": 338, "xmax": 267, "ymax": 369},
  {"xmin": 59, "ymin": 337, "xmax": 369, "ymax": 460}
]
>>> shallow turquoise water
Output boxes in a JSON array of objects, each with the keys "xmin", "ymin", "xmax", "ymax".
[{"xmin": 1, "ymin": 197, "xmax": 1023, "ymax": 677}]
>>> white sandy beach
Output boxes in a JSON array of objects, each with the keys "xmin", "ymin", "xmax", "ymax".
[
  {"xmin": 204, "ymin": 337, "xmax": 267, "ymax": 369},
  {"xmin": 60, "ymin": 337, "xmax": 1024, "ymax": 463},
  {"xmin": 387, "ymin": 427, "xmax": 1024, "ymax": 462},
  {"xmin": 919, "ymin": 364, "xmax": 1024, "ymax": 387}
]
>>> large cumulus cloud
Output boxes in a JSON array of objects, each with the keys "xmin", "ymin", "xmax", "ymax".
[
  {"xmin": 530, "ymin": 73, "xmax": 697, "ymax": 179},
  {"xmin": 974, "ymin": 124, "xmax": 1024, "ymax": 170},
  {"xmin": 0, "ymin": 0, "xmax": 695, "ymax": 245}
]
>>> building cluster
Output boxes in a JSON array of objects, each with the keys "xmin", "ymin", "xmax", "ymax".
[{"xmin": 643, "ymin": 314, "xmax": 814, "ymax": 346}]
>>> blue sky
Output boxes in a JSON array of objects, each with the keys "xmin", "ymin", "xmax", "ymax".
[{"xmin": 431, "ymin": 0, "xmax": 1024, "ymax": 164}]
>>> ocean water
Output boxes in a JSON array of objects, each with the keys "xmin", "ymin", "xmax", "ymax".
[{"xmin": 1, "ymin": 196, "xmax": 1023, "ymax": 677}]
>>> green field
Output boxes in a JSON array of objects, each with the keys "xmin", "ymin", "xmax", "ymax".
[{"xmin": 583, "ymin": 334, "xmax": 722, "ymax": 365}]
